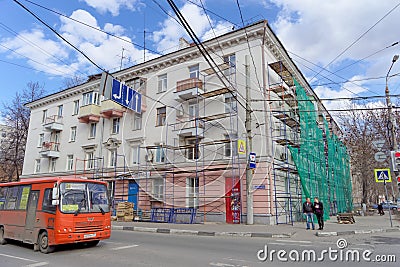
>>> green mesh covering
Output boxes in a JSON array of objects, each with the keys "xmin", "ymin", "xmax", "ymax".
[{"xmin": 288, "ymin": 79, "xmax": 353, "ymax": 219}]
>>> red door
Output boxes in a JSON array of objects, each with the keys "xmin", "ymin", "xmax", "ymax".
[{"xmin": 225, "ymin": 178, "xmax": 241, "ymax": 224}]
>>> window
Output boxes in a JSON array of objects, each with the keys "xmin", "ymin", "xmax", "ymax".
[
  {"xmin": 66, "ymin": 154, "xmax": 74, "ymax": 171},
  {"xmin": 82, "ymin": 91, "xmax": 100, "ymax": 106},
  {"xmin": 152, "ymin": 179, "xmax": 164, "ymax": 199},
  {"xmin": 188, "ymin": 103, "xmax": 198, "ymax": 119},
  {"xmin": 38, "ymin": 133, "xmax": 44, "ymax": 147},
  {"xmin": 42, "ymin": 188, "xmax": 56, "ymax": 213},
  {"xmin": 57, "ymin": 105, "xmax": 63, "ymax": 117},
  {"xmin": 132, "ymin": 145, "xmax": 140, "ymax": 165},
  {"xmin": 42, "ymin": 109, "xmax": 47, "ymax": 123},
  {"xmin": 86, "ymin": 152, "xmax": 95, "ymax": 169},
  {"xmin": 89, "ymin": 123, "xmax": 97, "ymax": 138},
  {"xmin": 73, "ymin": 100, "xmax": 80, "ymax": 115},
  {"xmin": 70, "ymin": 126, "xmax": 77, "ymax": 142},
  {"xmin": 34, "ymin": 159, "xmax": 41, "ymax": 173},
  {"xmin": 224, "ymin": 93, "xmax": 236, "ymax": 113},
  {"xmin": 5, "ymin": 186, "xmax": 20, "ymax": 210},
  {"xmin": 186, "ymin": 138, "xmax": 200, "ymax": 160},
  {"xmin": 189, "ymin": 64, "xmax": 199, "ymax": 78},
  {"xmin": 156, "ymin": 107, "xmax": 166, "ymax": 126},
  {"xmin": 158, "ymin": 74, "xmax": 167, "ymax": 93},
  {"xmin": 133, "ymin": 113, "xmax": 142, "ymax": 130},
  {"xmin": 186, "ymin": 177, "xmax": 199, "ymax": 208},
  {"xmin": 49, "ymin": 158, "xmax": 57, "ymax": 172},
  {"xmin": 223, "ymin": 54, "xmax": 236, "ymax": 75},
  {"xmin": 224, "ymin": 134, "xmax": 237, "ymax": 157},
  {"xmin": 109, "ymin": 150, "xmax": 117, "ymax": 167},
  {"xmin": 112, "ymin": 118, "xmax": 120, "ymax": 134},
  {"xmin": 155, "ymin": 146, "xmax": 165, "ymax": 163},
  {"xmin": 0, "ymin": 187, "xmax": 8, "ymax": 210}
]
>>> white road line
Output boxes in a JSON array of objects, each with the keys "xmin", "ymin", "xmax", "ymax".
[
  {"xmin": 274, "ymin": 240, "xmax": 312, "ymax": 243},
  {"xmin": 0, "ymin": 253, "xmax": 36, "ymax": 262},
  {"xmin": 209, "ymin": 263, "xmax": 235, "ymax": 267},
  {"xmin": 111, "ymin": 244, "xmax": 139, "ymax": 250},
  {"xmin": 25, "ymin": 262, "xmax": 49, "ymax": 267}
]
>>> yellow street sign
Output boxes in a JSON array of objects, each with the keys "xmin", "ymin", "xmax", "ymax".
[
  {"xmin": 374, "ymin": 168, "xmax": 392, "ymax": 183},
  {"xmin": 238, "ymin": 140, "xmax": 246, "ymax": 155}
]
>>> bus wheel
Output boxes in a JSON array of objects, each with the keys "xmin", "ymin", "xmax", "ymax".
[
  {"xmin": 0, "ymin": 227, "xmax": 7, "ymax": 245},
  {"xmin": 38, "ymin": 231, "xmax": 55, "ymax": 254}
]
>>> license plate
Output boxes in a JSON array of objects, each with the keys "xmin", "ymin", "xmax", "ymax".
[{"xmin": 84, "ymin": 233, "xmax": 96, "ymax": 239}]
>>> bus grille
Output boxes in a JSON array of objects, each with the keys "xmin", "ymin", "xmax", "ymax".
[{"xmin": 75, "ymin": 221, "xmax": 103, "ymax": 233}]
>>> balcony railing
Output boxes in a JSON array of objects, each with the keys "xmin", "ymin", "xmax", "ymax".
[
  {"xmin": 40, "ymin": 142, "xmax": 60, "ymax": 158},
  {"xmin": 78, "ymin": 104, "xmax": 101, "ymax": 123},
  {"xmin": 175, "ymin": 78, "xmax": 204, "ymax": 101},
  {"xmin": 100, "ymin": 99, "xmax": 125, "ymax": 119},
  {"xmin": 43, "ymin": 115, "xmax": 63, "ymax": 131}
]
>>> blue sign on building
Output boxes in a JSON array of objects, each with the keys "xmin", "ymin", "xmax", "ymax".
[{"xmin": 111, "ymin": 79, "xmax": 142, "ymax": 113}]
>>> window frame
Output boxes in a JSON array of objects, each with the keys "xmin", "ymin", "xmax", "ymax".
[
  {"xmin": 72, "ymin": 100, "xmax": 80, "ymax": 115},
  {"xmin": 34, "ymin": 159, "xmax": 41, "ymax": 174},
  {"xmin": 157, "ymin": 74, "xmax": 167, "ymax": 93},
  {"xmin": 66, "ymin": 154, "xmax": 74, "ymax": 171},
  {"xmin": 70, "ymin": 126, "xmax": 77, "ymax": 142},
  {"xmin": 89, "ymin": 123, "xmax": 97, "ymax": 138},
  {"xmin": 156, "ymin": 107, "xmax": 166, "ymax": 126}
]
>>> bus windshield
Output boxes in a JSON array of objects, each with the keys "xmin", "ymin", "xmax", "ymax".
[{"xmin": 60, "ymin": 182, "xmax": 109, "ymax": 214}]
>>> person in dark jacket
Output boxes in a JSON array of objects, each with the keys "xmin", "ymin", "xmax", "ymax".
[
  {"xmin": 378, "ymin": 203, "xmax": 384, "ymax": 215},
  {"xmin": 313, "ymin": 197, "xmax": 324, "ymax": 230},
  {"xmin": 302, "ymin": 197, "xmax": 315, "ymax": 230}
]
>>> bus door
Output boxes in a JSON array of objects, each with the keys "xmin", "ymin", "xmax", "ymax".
[{"xmin": 24, "ymin": 191, "xmax": 39, "ymax": 243}]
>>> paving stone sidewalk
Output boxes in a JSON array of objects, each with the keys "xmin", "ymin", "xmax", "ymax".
[{"xmin": 111, "ymin": 213, "xmax": 400, "ymax": 239}]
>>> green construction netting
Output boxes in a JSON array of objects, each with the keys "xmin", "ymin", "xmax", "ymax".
[{"xmin": 288, "ymin": 79, "xmax": 353, "ymax": 220}]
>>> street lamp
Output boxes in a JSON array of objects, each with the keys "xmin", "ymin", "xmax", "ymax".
[{"xmin": 385, "ymin": 54, "xmax": 399, "ymax": 152}]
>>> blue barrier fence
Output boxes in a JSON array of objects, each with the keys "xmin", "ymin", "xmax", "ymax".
[{"xmin": 151, "ymin": 208, "xmax": 197, "ymax": 224}]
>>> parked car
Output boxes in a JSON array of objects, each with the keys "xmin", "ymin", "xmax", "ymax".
[{"xmin": 371, "ymin": 201, "xmax": 397, "ymax": 210}]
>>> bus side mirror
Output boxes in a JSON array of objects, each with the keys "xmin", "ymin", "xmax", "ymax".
[{"xmin": 52, "ymin": 185, "xmax": 59, "ymax": 205}]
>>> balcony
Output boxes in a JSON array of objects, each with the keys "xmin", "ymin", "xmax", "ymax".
[
  {"xmin": 43, "ymin": 115, "xmax": 63, "ymax": 131},
  {"xmin": 40, "ymin": 142, "xmax": 60, "ymax": 158},
  {"xmin": 78, "ymin": 104, "xmax": 101, "ymax": 123},
  {"xmin": 174, "ymin": 119, "xmax": 204, "ymax": 137},
  {"xmin": 100, "ymin": 100, "xmax": 125, "ymax": 119},
  {"xmin": 175, "ymin": 78, "xmax": 204, "ymax": 101}
]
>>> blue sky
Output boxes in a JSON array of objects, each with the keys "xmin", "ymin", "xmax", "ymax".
[{"xmin": 1, "ymin": 0, "xmax": 399, "ymax": 112}]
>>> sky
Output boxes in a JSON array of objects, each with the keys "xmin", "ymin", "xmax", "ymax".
[{"xmin": 0, "ymin": 0, "xmax": 400, "ymax": 114}]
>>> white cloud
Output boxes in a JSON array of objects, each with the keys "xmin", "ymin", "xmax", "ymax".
[
  {"xmin": 271, "ymin": 0, "xmax": 399, "ymax": 66},
  {"xmin": 152, "ymin": 2, "xmax": 233, "ymax": 53},
  {"xmin": 81, "ymin": 0, "xmax": 143, "ymax": 16}
]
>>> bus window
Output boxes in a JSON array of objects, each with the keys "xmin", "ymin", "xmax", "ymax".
[
  {"xmin": 60, "ymin": 183, "xmax": 88, "ymax": 213},
  {"xmin": 0, "ymin": 187, "xmax": 7, "ymax": 210},
  {"xmin": 18, "ymin": 186, "xmax": 30, "ymax": 210},
  {"xmin": 42, "ymin": 188, "xmax": 56, "ymax": 213},
  {"xmin": 89, "ymin": 183, "xmax": 110, "ymax": 213},
  {"xmin": 5, "ymin": 186, "xmax": 20, "ymax": 210}
]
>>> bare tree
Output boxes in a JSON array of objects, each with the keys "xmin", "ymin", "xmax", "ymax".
[
  {"xmin": 339, "ymin": 101, "xmax": 400, "ymax": 205},
  {"xmin": 62, "ymin": 75, "xmax": 86, "ymax": 89},
  {"xmin": 0, "ymin": 82, "xmax": 46, "ymax": 181}
]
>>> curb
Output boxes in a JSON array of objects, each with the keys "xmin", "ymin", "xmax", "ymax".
[
  {"xmin": 316, "ymin": 227, "xmax": 400, "ymax": 237},
  {"xmin": 111, "ymin": 225, "xmax": 294, "ymax": 239}
]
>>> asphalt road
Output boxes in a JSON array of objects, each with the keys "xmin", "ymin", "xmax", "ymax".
[{"xmin": 0, "ymin": 230, "xmax": 399, "ymax": 267}]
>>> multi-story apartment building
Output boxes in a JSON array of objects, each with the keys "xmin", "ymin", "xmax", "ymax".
[{"xmin": 22, "ymin": 20, "xmax": 352, "ymax": 224}]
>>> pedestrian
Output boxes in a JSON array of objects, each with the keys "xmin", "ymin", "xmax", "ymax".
[
  {"xmin": 377, "ymin": 203, "xmax": 384, "ymax": 216},
  {"xmin": 302, "ymin": 197, "xmax": 315, "ymax": 230},
  {"xmin": 313, "ymin": 197, "xmax": 324, "ymax": 230}
]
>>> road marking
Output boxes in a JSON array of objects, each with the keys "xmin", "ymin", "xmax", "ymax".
[
  {"xmin": 0, "ymin": 253, "xmax": 36, "ymax": 262},
  {"xmin": 25, "ymin": 262, "xmax": 49, "ymax": 267},
  {"xmin": 209, "ymin": 263, "xmax": 236, "ymax": 267},
  {"xmin": 274, "ymin": 240, "xmax": 312, "ymax": 243},
  {"xmin": 111, "ymin": 244, "xmax": 139, "ymax": 250}
]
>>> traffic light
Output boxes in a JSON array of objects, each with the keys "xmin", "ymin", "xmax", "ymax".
[
  {"xmin": 397, "ymin": 176, "xmax": 400, "ymax": 187},
  {"xmin": 391, "ymin": 151, "xmax": 400, "ymax": 171}
]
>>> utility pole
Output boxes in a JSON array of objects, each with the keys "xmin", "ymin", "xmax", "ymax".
[
  {"xmin": 119, "ymin": 48, "xmax": 126, "ymax": 70},
  {"xmin": 245, "ymin": 55, "xmax": 254, "ymax": 224},
  {"xmin": 386, "ymin": 54, "xmax": 399, "ymax": 202}
]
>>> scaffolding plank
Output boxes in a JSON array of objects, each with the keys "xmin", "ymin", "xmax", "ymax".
[
  {"xmin": 200, "ymin": 87, "xmax": 230, "ymax": 98},
  {"xmin": 200, "ymin": 112, "xmax": 231, "ymax": 121},
  {"xmin": 269, "ymin": 61, "xmax": 294, "ymax": 87},
  {"xmin": 201, "ymin": 62, "xmax": 230, "ymax": 75}
]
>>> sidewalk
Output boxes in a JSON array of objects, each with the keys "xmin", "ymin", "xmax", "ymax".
[{"xmin": 111, "ymin": 213, "xmax": 400, "ymax": 239}]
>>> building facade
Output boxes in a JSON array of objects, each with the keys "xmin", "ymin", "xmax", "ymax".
[{"xmin": 22, "ymin": 21, "xmax": 352, "ymax": 224}]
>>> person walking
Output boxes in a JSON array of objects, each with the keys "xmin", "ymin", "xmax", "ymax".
[
  {"xmin": 313, "ymin": 197, "xmax": 324, "ymax": 230},
  {"xmin": 378, "ymin": 203, "xmax": 384, "ymax": 216},
  {"xmin": 302, "ymin": 197, "xmax": 315, "ymax": 230}
]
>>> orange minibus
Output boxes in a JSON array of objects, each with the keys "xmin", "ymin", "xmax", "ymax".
[{"xmin": 0, "ymin": 177, "xmax": 111, "ymax": 253}]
